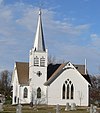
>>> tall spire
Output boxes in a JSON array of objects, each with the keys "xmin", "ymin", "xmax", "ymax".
[{"xmin": 33, "ymin": 9, "xmax": 46, "ymax": 52}]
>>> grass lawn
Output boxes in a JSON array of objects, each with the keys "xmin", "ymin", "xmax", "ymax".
[{"xmin": 0, "ymin": 104, "xmax": 91, "ymax": 113}]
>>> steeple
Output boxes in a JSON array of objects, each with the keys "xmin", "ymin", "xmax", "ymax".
[{"xmin": 33, "ymin": 9, "xmax": 46, "ymax": 52}]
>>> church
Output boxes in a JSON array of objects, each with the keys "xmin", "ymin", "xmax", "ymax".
[{"xmin": 11, "ymin": 10, "xmax": 91, "ymax": 106}]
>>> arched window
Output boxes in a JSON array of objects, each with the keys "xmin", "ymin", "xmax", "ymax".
[
  {"xmin": 40, "ymin": 57, "xmax": 45, "ymax": 67},
  {"xmin": 23, "ymin": 87, "xmax": 28, "ymax": 98},
  {"xmin": 67, "ymin": 84, "xmax": 69, "ymax": 99},
  {"xmin": 14, "ymin": 96, "xmax": 16, "ymax": 103},
  {"xmin": 71, "ymin": 84, "xmax": 74, "ymax": 99},
  {"xmin": 37, "ymin": 87, "xmax": 41, "ymax": 98},
  {"xmin": 62, "ymin": 79, "xmax": 74, "ymax": 100},
  {"xmin": 34, "ymin": 56, "xmax": 39, "ymax": 66}
]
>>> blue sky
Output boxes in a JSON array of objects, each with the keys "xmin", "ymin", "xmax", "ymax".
[{"xmin": 0, "ymin": 0, "xmax": 100, "ymax": 75}]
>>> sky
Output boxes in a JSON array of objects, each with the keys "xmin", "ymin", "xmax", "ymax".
[{"xmin": 0, "ymin": 0, "xmax": 100, "ymax": 75}]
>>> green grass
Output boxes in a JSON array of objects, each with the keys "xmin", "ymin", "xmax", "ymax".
[{"xmin": 0, "ymin": 104, "xmax": 90, "ymax": 113}]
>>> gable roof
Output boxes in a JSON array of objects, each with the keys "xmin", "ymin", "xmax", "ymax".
[
  {"xmin": 46, "ymin": 63, "xmax": 66, "ymax": 85},
  {"xmin": 74, "ymin": 64, "xmax": 87, "ymax": 75},
  {"xmin": 15, "ymin": 62, "xmax": 91, "ymax": 86},
  {"xmin": 74, "ymin": 64, "xmax": 91, "ymax": 84},
  {"xmin": 45, "ymin": 63, "xmax": 91, "ymax": 86},
  {"xmin": 47, "ymin": 64, "xmax": 61, "ymax": 80},
  {"xmin": 16, "ymin": 62, "xmax": 29, "ymax": 85}
]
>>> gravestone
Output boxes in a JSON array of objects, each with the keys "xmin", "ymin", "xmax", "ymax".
[
  {"xmin": 16, "ymin": 104, "xmax": 22, "ymax": 113},
  {"xmin": 90, "ymin": 104, "xmax": 98, "ymax": 113},
  {"xmin": 70, "ymin": 103, "xmax": 76, "ymax": 110},
  {"xmin": 0, "ymin": 103, "xmax": 3, "ymax": 112},
  {"xmin": 90, "ymin": 104, "xmax": 93, "ymax": 113},
  {"xmin": 56, "ymin": 104, "xmax": 60, "ymax": 113},
  {"xmin": 30, "ymin": 102, "xmax": 33, "ymax": 107},
  {"xmin": 65, "ymin": 103, "xmax": 70, "ymax": 111},
  {"xmin": 93, "ymin": 106, "xmax": 97, "ymax": 113}
]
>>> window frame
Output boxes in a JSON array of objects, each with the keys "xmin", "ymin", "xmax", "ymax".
[
  {"xmin": 37, "ymin": 87, "xmax": 41, "ymax": 99},
  {"xmin": 34, "ymin": 56, "xmax": 39, "ymax": 66},
  {"xmin": 40, "ymin": 57, "xmax": 45, "ymax": 67},
  {"xmin": 62, "ymin": 79, "xmax": 74, "ymax": 100},
  {"xmin": 23, "ymin": 87, "xmax": 28, "ymax": 98}
]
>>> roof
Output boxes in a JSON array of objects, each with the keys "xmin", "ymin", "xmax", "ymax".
[
  {"xmin": 45, "ymin": 63, "xmax": 91, "ymax": 85},
  {"xmin": 74, "ymin": 64, "xmax": 88, "ymax": 75},
  {"xmin": 47, "ymin": 64, "xmax": 61, "ymax": 80},
  {"xmin": 15, "ymin": 62, "xmax": 91, "ymax": 85},
  {"xmin": 47, "ymin": 63, "xmax": 66, "ymax": 85},
  {"xmin": 74, "ymin": 64, "xmax": 91, "ymax": 84},
  {"xmin": 16, "ymin": 62, "xmax": 29, "ymax": 85}
]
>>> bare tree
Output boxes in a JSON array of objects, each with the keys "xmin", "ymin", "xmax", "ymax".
[
  {"xmin": 48, "ymin": 55, "xmax": 66, "ymax": 65},
  {"xmin": 30, "ymin": 88, "xmax": 46, "ymax": 109},
  {"xmin": 90, "ymin": 75, "xmax": 100, "ymax": 102},
  {"xmin": 0, "ymin": 70, "xmax": 12, "ymax": 98},
  {"xmin": 48, "ymin": 55, "xmax": 56, "ymax": 64},
  {"xmin": 97, "ymin": 75, "xmax": 100, "ymax": 89}
]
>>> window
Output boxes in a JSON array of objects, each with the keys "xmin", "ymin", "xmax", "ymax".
[
  {"xmin": 40, "ymin": 57, "xmax": 45, "ymax": 67},
  {"xmin": 67, "ymin": 84, "xmax": 69, "ymax": 99},
  {"xmin": 71, "ymin": 84, "xmax": 74, "ymax": 99},
  {"xmin": 37, "ymin": 71, "xmax": 42, "ymax": 77},
  {"xmin": 75, "ymin": 67, "xmax": 78, "ymax": 69},
  {"xmin": 37, "ymin": 87, "xmax": 41, "ymax": 98},
  {"xmin": 62, "ymin": 79, "xmax": 74, "ymax": 100},
  {"xmin": 23, "ymin": 87, "xmax": 28, "ymax": 98},
  {"xmin": 18, "ymin": 98, "xmax": 19, "ymax": 104},
  {"xmin": 14, "ymin": 96, "xmax": 16, "ymax": 103},
  {"xmin": 34, "ymin": 56, "xmax": 39, "ymax": 66},
  {"xmin": 62, "ymin": 84, "xmax": 65, "ymax": 99}
]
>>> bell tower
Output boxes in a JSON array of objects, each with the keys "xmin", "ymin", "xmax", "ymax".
[{"xmin": 29, "ymin": 9, "xmax": 48, "ymax": 103}]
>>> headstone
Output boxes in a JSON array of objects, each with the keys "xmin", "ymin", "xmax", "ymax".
[
  {"xmin": 89, "ymin": 104, "xmax": 98, "ymax": 113},
  {"xmin": 87, "ymin": 107, "xmax": 89, "ymax": 112},
  {"xmin": 65, "ymin": 103, "xmax": 70, "ymax": 111},
  {"xmin": 71, "ymin": 103, "xmax": 76, "ymax": 110},
  {"xmin": 30, "ymin": 102, "xmax": 33, "ymax": 107},
  {"xmin": 0, "ymin": 103, "xmax": 3, "ymax": 112},
  {"xmin": 93, "ymin": 106, "xmax": 97, "ymax": 113},
  {"xmin": 16, "ymin": 104, "xmax": 22, "ymax": 113},
  {"xmin": 90, "ymin": 104, "xmax": 93, "ymax": 113},
  {"xmin": 56, "ymin": 104, "xmax": 60, "ymax": 113}
]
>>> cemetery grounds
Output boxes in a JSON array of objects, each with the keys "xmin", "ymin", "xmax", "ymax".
[{"xmin": 0, "ymin": 104, "xmax": 96, "ymax": 113}]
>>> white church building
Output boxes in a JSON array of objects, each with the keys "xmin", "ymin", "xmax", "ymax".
[{"xmin": 11, "ymin": 10, "xmax": 91, "ymax": 106}]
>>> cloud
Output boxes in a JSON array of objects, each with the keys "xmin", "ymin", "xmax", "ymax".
[
  {"xmin": 0, "ymin": 2, "xmax": 99, "ymax": 75},
  {"xmin": 0, "ymin": 5, "xmax": 16, "ymax": 38},
  {"xmin": 60, "ymin": 23, "xmax": 89, "ymax": 36},
  {"xmin": 90, "ymin": 34, "xmax": 100, "ymax": 47},
  {"xmin": 90, "ymin": 34, "xmax": 98, "ymax": 38},
  {"xmin": 16, "ymin": 7, "xmax": 90, "ymax": 38},
  {"xmin": 44, "ymin": 15, "xmax": 90, "ymax": 37},
  {"xmin": 0, "ymin": 0, "xmax": 3, "ymax": 4}
]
